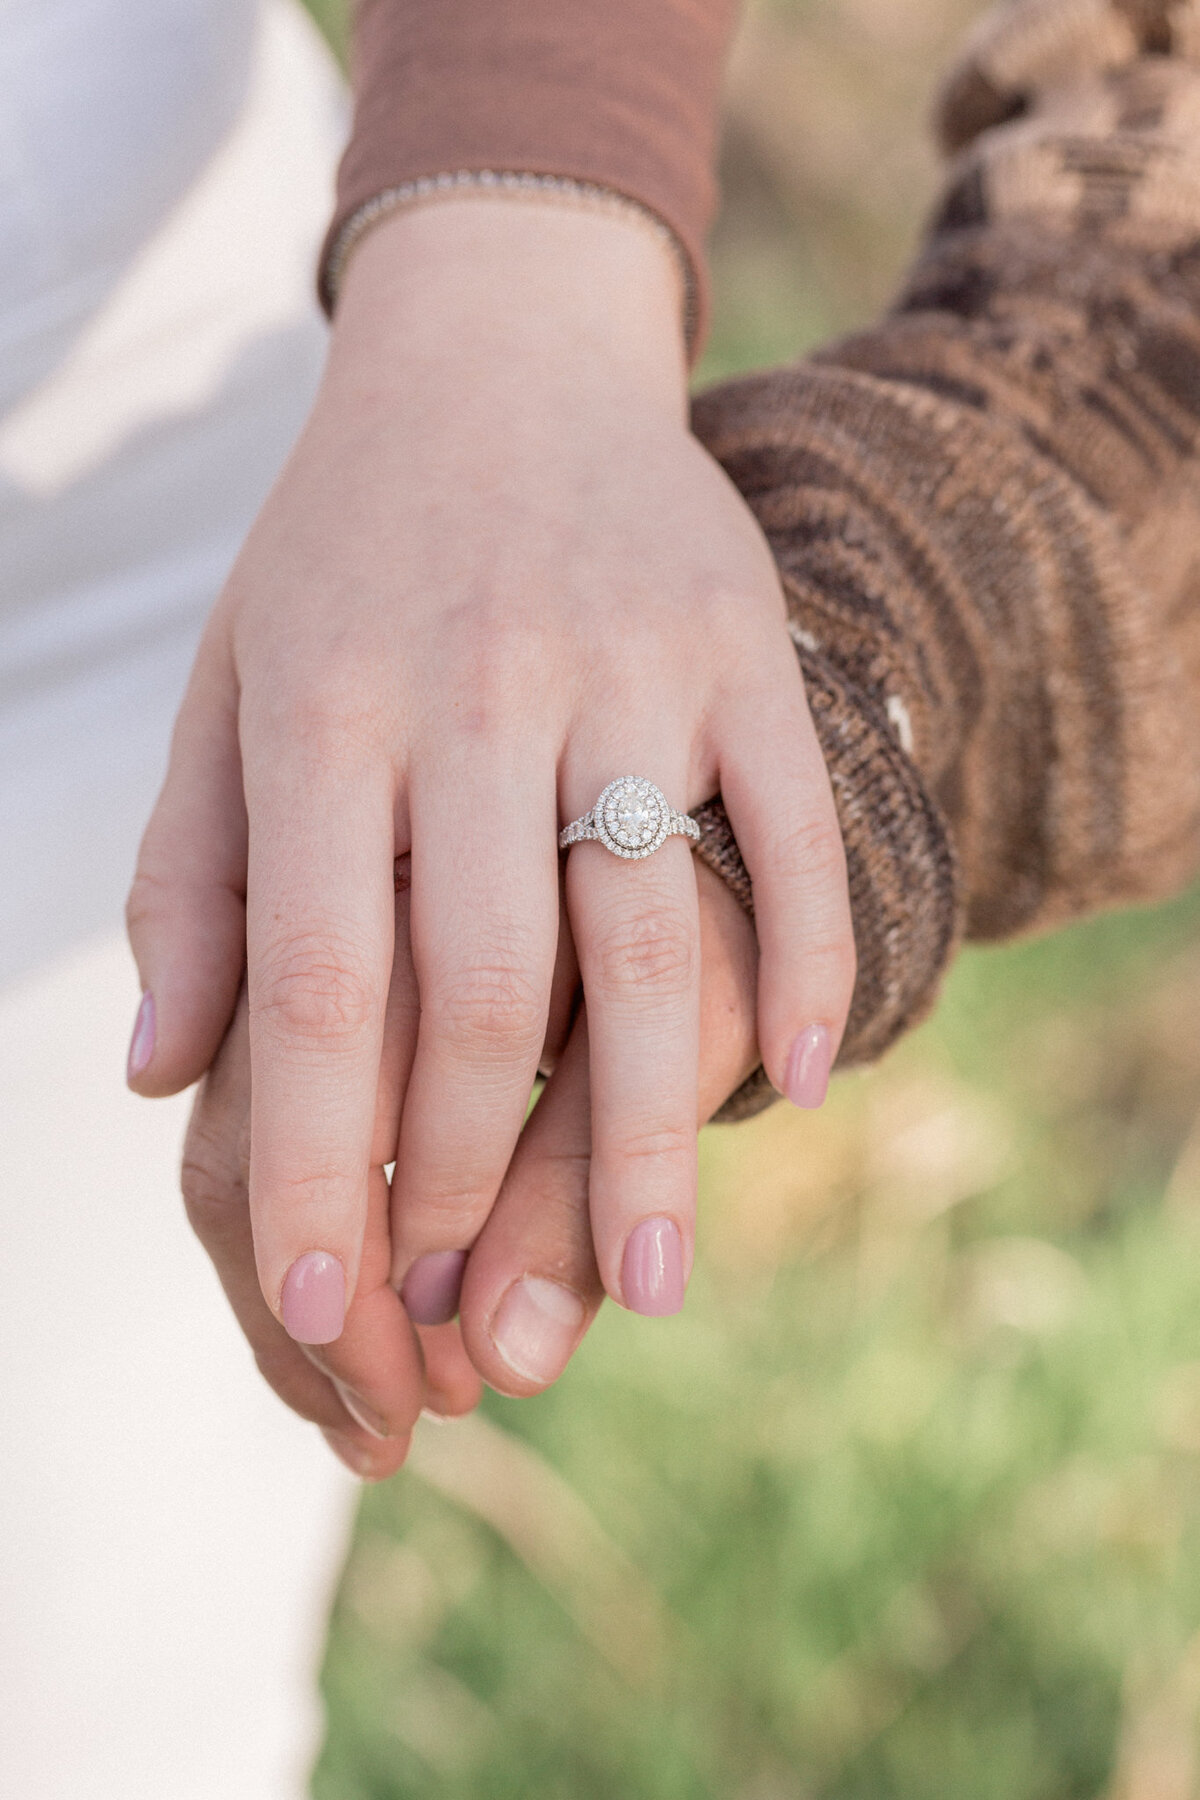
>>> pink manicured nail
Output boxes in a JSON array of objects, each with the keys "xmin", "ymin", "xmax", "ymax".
[
  {"xmin": 126, "ymin": 990, "xmax": 155, "ymax": 1081},
  {"xmin": 784, "ymin": 1023, "xmax": 832, "ymax": 1109},
  {"xmin": 281, "ymin": 1251, "xmax": 346, "ymax": 1344},
  {"xmin": 490, "ymin": 1276, "xmax": 585, "ymax": 1385},
  {"xmin": 621, "ymin": 1217, "xmax": 686, "ymax": 1317},
  {"xmin": 401, "ymin": 1250, "xmax": 467, "ymax": 1326}
]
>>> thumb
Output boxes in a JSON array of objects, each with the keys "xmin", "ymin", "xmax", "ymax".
[{"xmin": 125, "ymin": 630, "xmax": 247, "ymax": 1096}]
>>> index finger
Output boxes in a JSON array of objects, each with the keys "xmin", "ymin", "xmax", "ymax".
[
  {"xmin": 181, "ymin": 990, "xmax": 414, "ymax": 1480},
  {"xmin": 243, "ymin": 726, "xmax": 396, "ymax": 1343}
]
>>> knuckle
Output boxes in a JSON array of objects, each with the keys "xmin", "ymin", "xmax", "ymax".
[
  {"xmin": 533, "ymin": 1146, "xmax": 594, "ymax": 1195},
  {"xmin": 180, "ymin": 1144, "xmax": 243, "ymax": 1245},
  {"xmin": 124, "ymin": 867, "xmax": 170, "ymax": 938},
  {"xmin": 591, "ymin": 908, "xmax": 697, "ymax": 1000},
  {"xmin": 404, "ymin": 1182, "xmax": 490, "ymax": 1227},
  {"xmin": 253, "ymin": 934, "xmax": 378, "ymax": 1045},
  {"xmin": 616, "ymin": 1120, "xmax": 695, "ymax": 1167},
  {"xmin": 430, "ymin": 961, "xmax": 545, "ymax": 1059},
  {"xmin": 434, "ymin": 612, "xmax": 550, "ymax": 739},
  {"xmin": 803, "ymin": 930, "xmax": 859, "ymax": 1013},
  {"xmin": 773, "ymin": 812, "xmax": 848, "ymax": 889},
  {"xmin": 267, "ymin": 1164, "xmax": 352, "ymax": 1210},
  {"xmin": 126, "ymin": 864, "xmax": 241, "ymax": 952},
  {"xmin": 267, "ymin": 685, "xmax": 386, "ymax": 765}
]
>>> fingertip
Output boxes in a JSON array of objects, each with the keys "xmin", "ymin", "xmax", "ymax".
[
  {"xmin": 280, "ymin": 1251, "xmax": 347, "ymax": 1345},
  {"xmin": 321, "ymin": 1425, "xmax": 410, "ymax": 1481},
  {"xmin": 483, "ymin": 1274, "xmax": 587, "ymax": 1395},
  {"xmin": 619, "ymin": 1217, "xmax": 686, "ymax": 1317},
  {"xmin": 417, "ymin": 1320, "xmax": 484, "ymax": 1416},
  {"xmin": 401, "ymin": 1250, "xmax": 468, "ymax": 1326},
  {"xmin": 124, "ymin": 887, "xmax": 246, "ymax": 1095},
  {"xmin": 423, "ymin": 1375, "xmax": 483, "ymax": 1418},
  {"xmin": 125, "ymin": 990, "xmax": 156, "ymax": 1086},
  {"xmin": 780, "ymin": 1021, "xmax": 833, "ymax": 1110}
]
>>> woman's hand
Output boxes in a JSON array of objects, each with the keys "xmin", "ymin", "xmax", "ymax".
[
  {"xmin": 459, "ymin": 858, "xmax": 762, "ymax": 1396},
  {"xmin": 126, "ymin": 197, "xmax": 854, "ymax": 1346},
  {"xmin": 179, "ymin": 987, "xmax": 483, "ymax": 1483},
  {"xmin": 177, "ymin": 853, "xmax": 486, "ymax": 1480},
  {"xmin": 181, "ymin": 858, "xmax": 761, "ymax": 1474}
]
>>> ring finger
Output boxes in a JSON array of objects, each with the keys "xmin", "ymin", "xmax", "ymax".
[
  {"xmin": 563, "ymin": 761, "xmax": 701, "ymax": 1315},
  {"xmin": 460, "ymin": 857, "xmax": 761, "ymax": 1392}
]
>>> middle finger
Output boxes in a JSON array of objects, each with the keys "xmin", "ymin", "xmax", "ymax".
[{"xmin": 390, "ymin": 744, "xmax": 559, "ymax": 1301}]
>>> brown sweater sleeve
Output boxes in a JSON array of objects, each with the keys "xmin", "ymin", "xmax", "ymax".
[
  {"xmin": 697, "ymin": 0, "xmax": 1200, "ymax": 1120},
  {"xmin": 320, "ymin": 0, "xmax": 740, "ymax": 353}
]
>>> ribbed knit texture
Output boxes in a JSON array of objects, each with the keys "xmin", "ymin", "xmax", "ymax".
[
  {"xmin": 701, "ymin": 0, "xmax": 1200, "ymax": 1120},
  {"xmin": 321, "ymin": 0, "xmax": 738, "ymax": 356}
]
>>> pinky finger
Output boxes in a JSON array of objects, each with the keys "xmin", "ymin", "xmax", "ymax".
[
  {"xmin": 717, "ymin": 683, "xmax": 856, "ymax": 1109},
  {"xmin": 126, "ymin": 626, "xmax": 247, "ymax": 1097}
]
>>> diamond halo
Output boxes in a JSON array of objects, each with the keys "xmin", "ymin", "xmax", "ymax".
[
  {"xmin": 558, "ymin": 776, "xmax": 700, "ymax": 860},
  {"xmin": 594, "ymin": 777, "xmax": 670, "ymax": 859}
]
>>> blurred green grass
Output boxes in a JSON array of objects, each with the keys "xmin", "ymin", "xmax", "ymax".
[
  {"xmin": 300, "ymin": 2, "xmax": 1200, "ymax": 1794},
  {"xmin": 300, "ymin": 0, "xmax": 348, "ymax": 66}
]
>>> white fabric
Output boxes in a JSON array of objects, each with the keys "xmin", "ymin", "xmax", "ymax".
[{"xmin": 0, "ymin": 3, "xmax": 354, "ymax": 1794}]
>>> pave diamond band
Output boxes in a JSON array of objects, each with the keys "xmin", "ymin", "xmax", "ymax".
[{"xmin": 558, "ymin": 777, "xmax": 701, "ymax": 860}]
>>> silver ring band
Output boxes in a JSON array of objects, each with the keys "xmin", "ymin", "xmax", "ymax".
[{"xmin": 559, "ymin": 777, "xmax": 701, "ymax": 861}]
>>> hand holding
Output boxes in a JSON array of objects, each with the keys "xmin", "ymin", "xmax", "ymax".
[
  {"xmin": 180, "ymin": 857, "xmax": 760, "ymax": 1474},
  {"xmin": 127, "ymin": 196, "xmax": 854, "ymax": 1351}
]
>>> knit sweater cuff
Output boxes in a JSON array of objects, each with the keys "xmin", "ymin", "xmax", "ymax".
[{"xmin": 319, "ymin": 0, "xmax": 739, "ymax": 362}]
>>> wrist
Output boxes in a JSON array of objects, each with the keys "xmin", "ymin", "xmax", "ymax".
[{"xmin": 327, "ymin": 195, "xmax": 689, "ymax": 417}]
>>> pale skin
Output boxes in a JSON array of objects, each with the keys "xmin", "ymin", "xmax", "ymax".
[
  {"xmin": 183, "ymin": 857, "xmax": 761, "ymax": 1478},
  {"xmin": 126, "ymin": 198, "xmax": 855, "ymax": 1462}
]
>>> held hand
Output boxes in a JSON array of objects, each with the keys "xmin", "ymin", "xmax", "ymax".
[
  {"xmin": 127, "ymin": 197, "xmax": 854, "ymax": 1349},
  {"xmin": 179, "ymin": 861, "xmax": 759, "ymax": 1471}
]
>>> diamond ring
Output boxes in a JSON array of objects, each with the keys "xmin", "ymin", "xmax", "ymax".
[{"xmin": 558, "ymin": 776, "xmax": 701, "ymax": 860}]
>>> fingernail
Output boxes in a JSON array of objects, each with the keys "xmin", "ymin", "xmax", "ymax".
[
  {"xmin": 281, "ymin": 1251, "xmax": 346, "ymax": 1344},
  {"xmin": 784, "ymin": 1023, "xmax": 832, "ymax": 1110},
  {"xmin": 401, "ymin": 1250, "xmax": 467, "ymax": 1326},
  {"xmin": 126, "ymin": 990, "xmax": 156, "ymax": 1081},
  {"xmin": 333, "ymin": 1381, "xmax": 391, "ymax": 1440},
  {"xmin": 490, "ymin": 1276, "xmax": 586, "ymax": 1385},
  {"xmin": 621, "ymin": 1217, "xmax": 686, "ymax": 1317},
  {"xmin": 321, "ymin": 1427, "xmax": 380, "ymax": 1480}
]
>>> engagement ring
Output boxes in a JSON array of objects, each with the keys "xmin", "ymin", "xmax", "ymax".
[{"xmin": 558, "ymin": 776, "xmax": 700, "ymax": 860}]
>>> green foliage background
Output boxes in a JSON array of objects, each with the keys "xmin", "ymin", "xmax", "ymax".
[{"xmin": 299, "ymin": 3, "xmax": 1200, "ymax": 1794}]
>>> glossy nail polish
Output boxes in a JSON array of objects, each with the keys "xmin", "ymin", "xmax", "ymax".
[
  {"xmin": 401, "ymin": 1250, "xmax": 467, "ymax": 1326},
  {"xmin": 490, "ymin": 1276, "xmax": 585, "ymax": 1384},
  {"xmin": 281, "ymin": 1251, "xmax": 346, "ymax": 1344},
  {"xmin": 784, "ymin": 1023, "xmax": 832, "ymax": 1110},
  {"xmin": 126, "ymin": 990, "xmax": 155, "ymax": 1082},
  {"xmin": 621, "ymin": 1217, "xmax": 686, "ymax": 1317}
]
